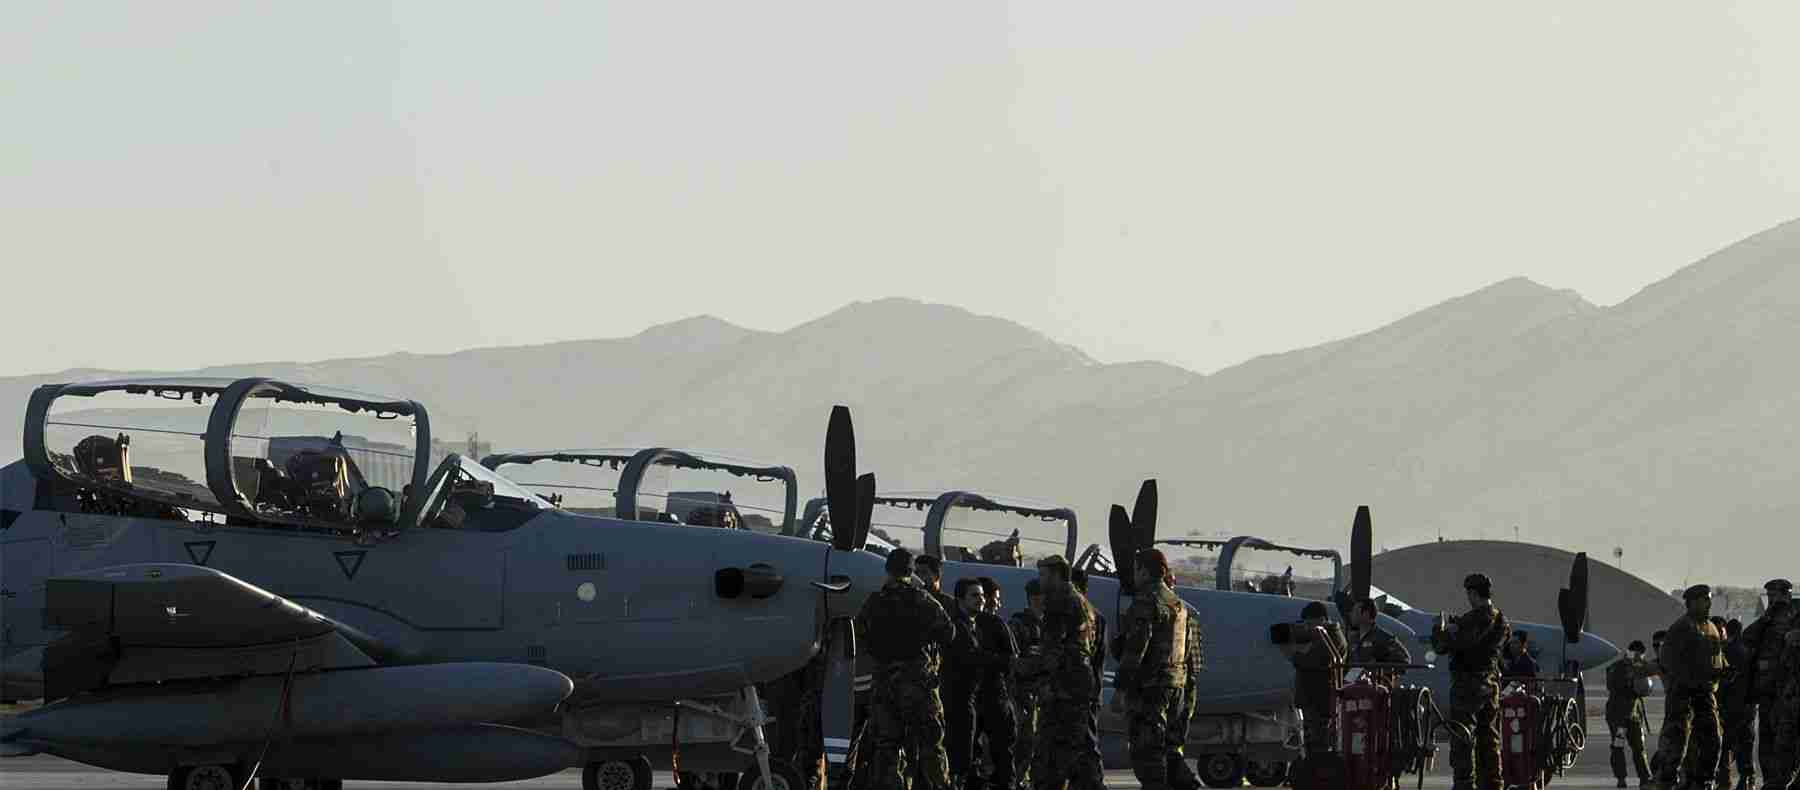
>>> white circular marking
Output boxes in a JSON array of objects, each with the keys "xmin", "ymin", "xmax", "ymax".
[{"xmin": 577, "ymin": 582, "xmax": 597, "ymax": 602}]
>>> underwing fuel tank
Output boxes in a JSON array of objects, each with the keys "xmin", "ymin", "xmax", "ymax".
[
  {"xmin": 43, "ymin": 724, "xmax": 584, "ymax": 783},
  {"xmin": 11, "ymin": 663, "xmax": 572, "ymax": 745}
]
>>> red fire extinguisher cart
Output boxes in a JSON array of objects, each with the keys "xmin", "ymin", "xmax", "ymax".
[
  {"xmin": 1338, "ymin": 676, "xmax": 1392, "ymax": 790},
  {"xmin": 1500, "ymin": 679, "xmax": 1544, "ymax": 790}
]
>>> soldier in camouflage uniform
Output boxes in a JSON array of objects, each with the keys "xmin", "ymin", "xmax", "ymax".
[
  {"xmin": 855, "ymin": 548, "xmax": 957, "ymax": 790},
  {"xmin": 1431, "ymin": 573, "xmax": 1509, "ymax": 790},
  {"xmin": 1110, "ymin": 549, "xmax": 1189, "ymax": 790},
  {"xmin": 1164, "ymin": 599, "xmax": 1206, "ymax": 790},
  {"xmin": 1023, "ymin": 555, "xmax": 1109, "ymax": 790},
  {"xmin": 1715, "ymin": 619, "xmax": 1751, "ymax": 790},
  {"xmin": 1285, "ymin": 600, "xmax": 1348, "ymax": 759},
  {"xmin": 1651, "ymin": 584, "xmax": 1726, "ymax": 790},
  {"xmin": 1742, "ymin": 578, "xmax": 1794, "ymax": 790},
  {"xmin": 1348, "ymin": 597, "xmax": 1412, "ymax": 669},
  {"xmin": 1607, "ymin": 640, "xmax": 1654, "ymax": 788},
  {"xmin": 1768, "ymin": 621, "xmax": 1800, "ymax": 790},
  {"xmin": 973, "ymin": 577, "xmax": 1019, "ymax": 790},
  {"xmin": 1010, "ymin": 578, "xmax": 1047, "ymax": 788}
]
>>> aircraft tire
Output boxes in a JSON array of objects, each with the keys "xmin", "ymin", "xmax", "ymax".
[
  {"xmin": 168, "ymin": 764, "xmax": 241, "ymax": 790},
  {"xmin": 585, "ymin": 757, "xmax": 654, "ymax": 790},
  {"xmin": 1244, "ymin": 759, "xmax": 1288, "ymax": 787},
  {"xmin": 1196, "ymin": 753, "xmax": 1245, "ymax": 789},
  {"xmin": 738, "ymin": 758, "xmax": 803, "ymax": 790}
]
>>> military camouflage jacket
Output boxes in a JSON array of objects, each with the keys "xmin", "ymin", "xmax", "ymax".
[
  {"xmin": 1116, "ymin": 583, "xmax": 1188, "ymax": 693},
  {"xmin": 1742, "ymin": 601, "xmax": 1795, "ymax": 698},
  {"xmin": 1289, "ymin": 621, "xmax": 1347, "ymax": 711},
  {"xmin": 1009, "ymin": 608, "xmax": 1045, "ymax": 694},
  {"xmin": 1183, "ymin": 605, "xmax": 1206, "ymax": 683},
  {"xmin": 1660, "ymin": 612, "xmax": 1726, "ymax": 691},
  {"xmin": 1025, "ymin": 581, "xmax": 1101, "ymax": 700},
  {"xmin": 1348, "ymin": 624, "xmax": 1411, "ymax": 666},
  {"xmin": 855, "ymin": 577, "xmax": 955, "ymax": 666},
  {"xmin": 1436, "ymin": 603, "xmax": 1509, "ymax": 676}
]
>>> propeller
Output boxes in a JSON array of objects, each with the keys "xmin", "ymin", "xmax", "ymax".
[
  {"xmin": 1558, "ymin": 552, "xmax": 1589, "ymax": 644},
  {"xmin": 1109, "ymin": 504, "xmax": 1136, "ymax": 597},
  {"xmin": 1335, "ymin": 505, "xmax": 1373, "ymax": 622},
  {"xmin": 824, "ymin": 406, "xmax": 858, "ymax": 552},
  {"xmin": 853, "ymin": 473, "xmax": 876, "ymax": 553},
  {"xmin": 1131, "ymin": 479, "xmax": 1158, "ymax": 560}
]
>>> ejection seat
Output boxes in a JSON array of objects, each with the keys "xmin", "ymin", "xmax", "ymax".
[
  {"xmin": 73, "ymin": 433, "xmax": 132, "ymax": 484},
  {"xmin": 286, "ymin": 450, "xmax": 351, "ymax": 521}
]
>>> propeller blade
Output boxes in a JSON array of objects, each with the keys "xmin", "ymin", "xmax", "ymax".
[
  {"xmin": 1109, "ymin": 504, "xmax": 1136, "ymax": 597},
  {"xmin": 824, "ymin": 406, "xmax": 858, "ymax": 552},
  {"xmin": 853, "ymin": 473, "xmax": 876, "ymax": 552},
  {"xmin": 1560, "ymin": 552, "xmax": 1589, "ymax": 643},
  {"xmin": 1131, "ymin": 479, "xmax": 1159, "ymax": 553},
  {"xmin": 1351, "ymin": 505, "xmax": 1372, "ymax": 604}
]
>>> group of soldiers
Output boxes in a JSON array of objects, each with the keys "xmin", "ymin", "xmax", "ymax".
[
  {"xmin": 852, "ymin": 547, "xmax": 1206, "ymax": 790},
  {"xmin": 1602, "ymin": 579, "xmax": 1800, "ymax": 790}
]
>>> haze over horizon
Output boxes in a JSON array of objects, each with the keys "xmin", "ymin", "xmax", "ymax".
[{"xmin": 8, "ymin": 3, "xmax": 1800, "ymax": 377}]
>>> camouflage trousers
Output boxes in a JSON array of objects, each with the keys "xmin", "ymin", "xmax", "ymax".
[
  {"xmin": 1653, "ymin": 684, "xmax": 1720, "ymax": 786},
  {"xmin": 1165, "ymin": 685, "xmax": 1200, "ymax": 790},
  {"xmin": 1013, "ymin": 691, "xmax": 1039, "ymax": 787},
  {"xmin": 1716, "ymin": 699, "xmax": 1754, "ymax": 785},
  {"xmin": 1446, "ymin": 674, "xmax": 1501, "ymax": 790},
  {"xmin": 1124, "ymin": 687, "xmax": 1183, "ymax": 790},
  {"xmin": 866, "ymin": 665, "xmax": 951, "ymax": 790},
  {"xmin": 1769, "ymin": 688, "xmax": 1799, "ymax": 790},
  {"xmin": 1031, "ymin": 694, "xmax": 1107, "ymax": 790},
  {"xmin": 1604, "ymin": 701, "xmax": 1651, "ymax": 785}
]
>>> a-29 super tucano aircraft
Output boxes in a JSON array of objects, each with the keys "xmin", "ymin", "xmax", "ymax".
[{"xmin": 0, "ymin": 378, "xmax": 889, "ymax": 790}]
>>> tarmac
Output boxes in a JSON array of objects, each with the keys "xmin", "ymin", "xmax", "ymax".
[{"xmin": 0, "ymin": 698, "xmax": 1715, "ymax": 789}]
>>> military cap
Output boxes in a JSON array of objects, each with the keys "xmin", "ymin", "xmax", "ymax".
[
  {"xmin": 1036, "ymin": 554, "xmax": 1070, "ymax": 571},
  {"xmin": 1463, "ymin": 573, "xmax": 1492, "ymax": 597},
  {"xmin": 1766, "ymin": 579, "xmax": 1794, "ymax": 593},
  {"xmin": 1024, "ymin": 578, "xmax": 1043, "ymax": 596},
  {"xmin": 1627, "ymin": 640, "xmax": 1646, "ymax": 653},
  {"xmin": 1682, "ymin": 584, "xmax": 1711, "ymax": 601},
  {"xmin": 1300, "ymin": 601, "xmax": 1329, "ymax": 620}
]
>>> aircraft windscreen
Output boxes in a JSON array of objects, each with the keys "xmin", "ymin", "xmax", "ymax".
[
  {"xmin": 1158, "ymin": 537, "xmax": 1339, "ymax": 597},
  {"xmin": 870, "ymin": 492, "xmax": 1071, "ymax": 566},
  {"xmin": 41, "ymin": 385, "xmax": 222, "ymax": 513},
  {"xmin": 230, "ymin": 391, "xmax": 419, "ymax": 530},
  {"xmin": 494, "ymin": 450, "xmax": 792, "ymax": 533}
]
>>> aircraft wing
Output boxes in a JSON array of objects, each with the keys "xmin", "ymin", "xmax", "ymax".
[{"xmin": 42, "ymin": 563, "xmax": 390, "ymax": 700}]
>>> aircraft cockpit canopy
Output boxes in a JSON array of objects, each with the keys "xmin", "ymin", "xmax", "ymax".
[
  {"xmin": 28, "ymin": 378, "xmax": 234, "ymax": 517},
  {"xmin": 24, "ymin": 377, "xmax": 435, "ymax": 533},
  {"xmin": 796, "ymin": 490, "xmax": 1077, "ymax": 565},
  {"xmin": 1153, "ymin": 536, "xmax": 1343, "ymax": 598},
  {"xmin": 481, "ymin": 448, "xmax": 798, "ymax": 534},
  {"xmin": 417, "ymin": 454, "xmax": 549, "ymax": 531}
]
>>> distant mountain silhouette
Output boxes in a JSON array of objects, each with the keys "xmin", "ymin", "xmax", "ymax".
[{"xmin": 7, "ymin": 221, "xmax": 1800, "ymax": 589}]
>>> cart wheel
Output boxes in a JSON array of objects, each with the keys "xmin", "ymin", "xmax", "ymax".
[
  {"xmin": 1245, "ymin": 759, "xmax": 1288, "ymax": 787},
  {"xmin": 1197, "ymin": 753, "xmax": 1246, "ymax": 788},
  {"xmin": 169, "ymin": 765, "xmax": 240, "ymax": 790},
  {"xmin": 739, "ymin": 759, "xmax": 803, "ymax": 790},
  {"xmin": 586, "ymin": 757, "xmax": 653, "ymax": 790}
]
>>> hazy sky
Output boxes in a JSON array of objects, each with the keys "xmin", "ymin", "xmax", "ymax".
[{"xmin": 6, "ymin": 3, "xmax": 1799, "ymax": 377}]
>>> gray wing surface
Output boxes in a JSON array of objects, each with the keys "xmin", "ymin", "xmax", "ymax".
[{"xmin": 42, "ymin": 563, "xmax": 388, "ymax": 699}]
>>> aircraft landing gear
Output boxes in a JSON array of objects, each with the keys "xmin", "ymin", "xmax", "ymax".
[
  {"xmin": 738, "ymin": 757, "xmax": 804, "ymax": 790},
  {"xmin": 1244, "ymin": 759, "xmax": 1288, "ymax": 787},
  {"xmin": 585, "ymin": 756, "xmax": 654, "ymax": 790},
  {"xmin": 1197, "ymin": 753, "xmax": 1246, "ymax": 788},
  {"xmin": 168, "ymin": 765, "xmax": 239, "ymax": 790}
]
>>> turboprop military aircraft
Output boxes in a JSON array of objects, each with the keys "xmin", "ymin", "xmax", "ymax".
[
  {"xmin": 0, "ymin": 378, "xmax": 889, "ymax": 790},
  {"xmin": 1150, "ymin": 521, "xmax": 1620, "ymax": 712},
  {"xmin": 793, "ymin": 484, "xmax": 1420, "ymax": 789}
]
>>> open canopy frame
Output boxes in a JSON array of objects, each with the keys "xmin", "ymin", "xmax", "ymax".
[
  {"xmin": 797, "ymin": 490, "xmax": 1078, "ymax": 562},
  {"xmin": 482, "ymin": 447, "xmax": 798, "ymax": 534},
  {"xmin": 23, "ymin": 376, "xmax": 433, "ymax": 533}
]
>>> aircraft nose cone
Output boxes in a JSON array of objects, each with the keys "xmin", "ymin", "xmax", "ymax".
[{"xmin": 1572, "ymin": 631, "xmax": 1622, "ymax": 670}]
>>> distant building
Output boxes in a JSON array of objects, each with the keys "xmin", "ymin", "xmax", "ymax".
[{"xmin": 1359, "ymin": 539, "xmax": 1682, "ymax": 661}]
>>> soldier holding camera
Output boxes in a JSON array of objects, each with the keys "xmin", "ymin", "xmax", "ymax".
[{"xmin": 1432, "ymin": 573, "xmax": 1509, "ymax": 790}]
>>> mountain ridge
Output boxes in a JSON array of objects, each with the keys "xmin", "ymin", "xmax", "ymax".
[{"xmin": 5, "ymin": 221, "xmax": 1799, "ymax": 589}]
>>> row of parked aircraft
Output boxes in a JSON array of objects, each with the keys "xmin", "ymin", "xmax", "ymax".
[{"xmin": 0, "ymin": 376, "xmax": 1619, "ymax": 790}]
